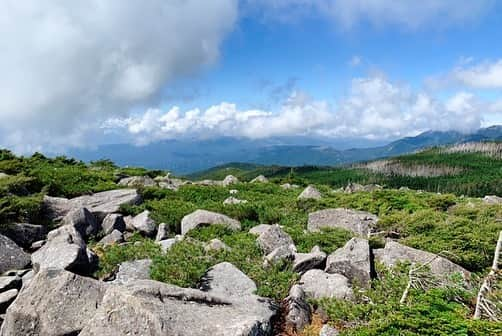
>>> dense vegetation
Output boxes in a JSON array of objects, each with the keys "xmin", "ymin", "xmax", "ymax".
[
  {"xmin": 190, "ymin": 146, "xmax": 502, "ymax": 197},
  {"xmin": 1, "ymin": 147, "xmax": 501, "ymax": 335}
]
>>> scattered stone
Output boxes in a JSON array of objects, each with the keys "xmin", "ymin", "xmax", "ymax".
[
  {"xmin": 222, "ymin": 175, "xmax": 239, "ymax": 186},
  {"xmin": 181, "ymin": 209, "xmax": 241, "ymax": 236},
  {"xmin": 307, "ymin": 208, "xmax": 378, "ymax": 237},
  {"xmin": 229, "ymin": 189, "xmax": 238, "ymax": 194},
  {"xmin": 320, "ymin": 324, "xmax": 339, "ymax": 336},
  {"xmin": 483, "ymin": 195, "xmax": 502, "ymax": 205},
  {"xmin": 281, "ymin": 183, "xmax": 299, "ymax": 189},
  {"xmin": 263, "ymin": 245, "xmax": 295, "ymax": 267},
  {"xmin": 0, "ymin": 289, "xmax": 18, "ymax": 313},
  {"xmin": 223, "ymin": 196, "xmax": 248, "ymax": 205},
  {"xmin": 249, "ymin": 224, "xmax": 272, "ymax": 236},
  {"xmin": 130, "ymin": 210, "xmax": 157, "ymax": 237},
  {"xmin": 112, "ymin": 259, "xmax": 152, "ymax": 285},
  {"xmin": 157, "ymin": 238, "xmax": 178, "ymax": 252},
  {"xmin": 344, "ymin": 183, "xmax": 383, "ymax": 193},
  {"xmin": 0, "ymin": 269, "xmax": 107, "ymax": 336},
  {"xmin": 298, "ymin": 185, "xmax": 322, "ymax": 200},
  {"xmin": 373, "ymin": 241, "xmax": 470, "ymax": 279},
  {"xmin": 81, "ymin": 266, "xmax": 276, "ymax": 335},
  {"xmin": 204, "ymin": 238, "xmax": 231, "ymax": 252},
  {"xmin": 300, "ymin": 270, "xmax": 353, "ymax": 300},
  {"xmin": 0, "ymin": 234, "xmax": 31, "ymax": 274},
  {"xmin": 118, "ymin": 175, "xmax": 156, "ymax": 188},
  {"xmin": 250, "ymin": 175, "xmax": 269, "ymax": 183},
  {"xmin": 0, "ymin": 276, "xmax": 21, "ymax": 292},
  {"xmin": 201, "ymin": 262, "xmax": 256, "ymax": 296},
  {"xmin": 155, "ymin": 223, "xmax": 169, "ymax": 241},
  {"xmin": 30, "ymin": 240, "xmax": 46, "ymax": 251},
  {"xmin": 285, "ymin": 284, "xmax": 311, "ymax": 331},
  {"xmin": 293, "ymin": 246, "xmax": 327, "ymax": 274},
  {"xmin": 101, "ymin": 213, "xmax": 126, "ymax": 235},
  {"xmin": 31, "ymin": 225, "xmax": 95, "ymax": 274},
  {"xmin": 62, "ymin": 207, "xmax": 98, "ymax": 239},
  {"xmin": 325, "ymin": 238, "xmax": 371, "ymax": 287},
  {"xmin": 157, "ymin": 176, "xmax": 188, "ymax": 191},
  {"xmin": 257, "ymin": 224, "xmax": 296, "ymax": 255},
  {"xmin": 2, "ymin": 223, "xmax": 47, "ymax": 249},
  {"xmin": 98, "ymin": 230, "xmax": 124, "ymax": 246}
]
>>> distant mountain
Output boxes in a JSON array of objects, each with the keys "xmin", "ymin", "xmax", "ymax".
[{"xmin": 68, "ymin": 126, "xmax": 502, "ymax": 174}]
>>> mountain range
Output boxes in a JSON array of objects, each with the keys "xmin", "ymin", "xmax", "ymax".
[{"xmin": 68, "ymin": 125, "xmax": 502, "ymax": 174}]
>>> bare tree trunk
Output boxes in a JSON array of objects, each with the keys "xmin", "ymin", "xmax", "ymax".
[{"xmin": 474, "ymin": 231, "xmax": 502, "ymax": 320}]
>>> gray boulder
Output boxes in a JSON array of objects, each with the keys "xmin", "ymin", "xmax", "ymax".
[
  {"xmin": 285, "ymin": 285, "xmax": 311, "ymax": 331},
  {"xmin": 280, "ymin": 183, "xmax": 299, "ymax": 190},
  {"xmin": 0, "ymin": 289, "xmax": 17, "ymax": 314},
  {"xmin": 249, "ymin": 224, "xmax": 272, "ymax": 236},
  {"xmin": 320, "ymin": 324, "xmax": 339, "ymax": 336},
  {"xmin": 31, "ymin": 225, "xmax": 95, "ymax": 274},
  {"xmin": 483, "ymin": 195, "xmax": 502, "ymax": 204},
  {"xmin": 0, "ymin": 269, "xmax": 107, "ymax": 336},
  {"xmin": 42, "ymin": 195, "xmax": 71, "ymax": 221},
  {"xmin": 293, "ymin": 246, "xmax": 327, "ymax": 274},
  {"xmin": 158, "ymin": 238, "xmax": 178, "ymax": 252},
  {"xmin": 0, "ymin": 234, "xmax": 30, "ymax": 274},
  {"xmin": 256, "ymin": 224, "xmax": 296, "ymax": 255},
  {"xmin": 200, "ymin": 262, "xmax": 256, "ymax": 296},
  {"xmin": 222, "ymin": 175, "xmax": 239, "ymax": 187},
  {"xmin": 2, "ymin": 223, "xmax": 47, "ymax": 249},
  {"xmin": 112, "ymin": 259, "xmax": 152, "ymax": 285},
  {"xmin": 263, "ymin": 245, "xmax": 295, "ymax": 267},
  {"xmin": 0, "ymin": 276, "xmax": 21, "ymax": 293},
  {"xmin": 300, "ymin": 269, "xmax": 353, "ymax": 300},
  {"xmin": 307, "ymin": 208, "xmax": 378, "ymax": 237},
  {"xmin": 101, "ymin": 213, "xmax": 126, "ymax": 235},
  {"xmin": 98, "ymin": 230, "xmax": 124, "ymax": 246},
  {"xmin": 62, "ymin": 207, "xmax": 98, "ymax": 239},
  {"xmin": 80, "ymin": 265, "xmax": 276, "ymax": 336},
  {"xmin": 130, "ymin": 210, "xmax": 156, "ymax": 237},
  {"xmin": 181, "ymin": 210, "xmax": 241, "ymax": 236},
  {"xmin": 298, "ymin": 185, "xmax": 322, "ymax": 200},
  {"xmin": 204, "ymin": 238, "xmax": 231, "ymax": 252},
  {"xmin": 325, "ymin": 238, "xmax": 371, "ymax": 287},
  {"xmin": 118, "ymin": 175, "xmax": 156, "ymax": 188},
  {"xmin": 155, "ymin": 223, "xmax": 169, "ymax": 241},
  {"xmin": 373, "ymin": 241, "xmax": 470, "ymax": 279},
  {"xmin": 250, "ymin": 175, "xmax": 269, "ymax": 183}
]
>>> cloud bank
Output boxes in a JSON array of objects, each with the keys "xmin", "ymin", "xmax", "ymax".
[
  {"xmin": 105, "ymin": 77, "xmax": 486, "ymax": 145},
  {"xmin": 0, "ymin": 0, "xmax": 237, "ymax": 152}
]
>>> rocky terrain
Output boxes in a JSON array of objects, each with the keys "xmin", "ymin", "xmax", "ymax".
[{"xmin": 0, "ymin": 151, "xmax": 501, "ymax": 335}]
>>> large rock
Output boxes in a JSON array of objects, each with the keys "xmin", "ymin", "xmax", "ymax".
[
  {"xmin": 325, "ymin": 238, "xmax": 371, "ymax": 286},
  {"xmin": 300, "ymin": 270, "xmax": 353, "ymax": 300},
  {"xmin": 118, "ymin": 175, "xmax": 156, "ymax": 188},
  {"xmin": 155, "ymin": 223, "xmax": 169, "ymax": 241},
  {"xmin": 98, "ymin": 230, "xmax": 124, "ymax": 246},
  {"xmin": 31, "ymin": 225, "xmax": 95, "ymax": 274},
  {"xmin": 298, "ymin": 185, "xmax": 322, "ymax": 200},
  {"xmin": 181, "ymin": 210, "xmax": 241, "ymax": 236},
  {"xmin": 0, "ymin": 269, "xmax": 107, "ymax": 336},
  {"xmin": 101, "ymin": 213, "xmax": 126, "ymax": 235},
  {"xmin": 130, "ymin": 210, "xmax": 156, "ymax": 237},
  {"xmin": 249, "ymin": 224, "xmax": 272, "ymax": 236},
  {"xmin": 250, "ymin": 175, "xmax": 269, "ymax": 183},
  {"xmin": 307, "ymin": 208, "xmax": 378, "ymax": 237},
  {"xmin": 0, "ymin": 289, "xmax": 17, "ymax": 314},
  {"xmin": 2, "ymin": 223, "xmax": 47, "ymax": 249},
  {"xmin": 222, "ymin": 175, "xmax": 239, "ymax": 187},
  {"xmin": 0, "ymin": 276, "xmax": 21, "ymax": 293},
  {"xmin": 373, "ymin": 241, "xmax": 470, "ymax": 279},
  {"xmin": 0, "ymin": 234, "xmax": 30, "ymax": 274},
  {"xmin": 256, "ymin": 224, "xmax": 296, "ymax": 255},
  {"xmin": 43, "ymin": 189, "xmax": 141, "ymax": 222},
  {"xmin": 293, "ymin": 246, "xmax": 327, "ymax": 274},
  {"xmin": 112, "ymin": 259, "xmax": 152, "ymax": 285},
  {"xmin": 263, "ymin": 245, "xmax": 295, "ymax": 267},
  {"xmin": 61, "ymin": 207, "xmax": 98, "ymax": 239},
  {"xmin": 80, "ymin": 263, "xmax": 276, "ymax": 336},
  {"xmin": 200, "ymin": 262, "xmax": 256, "ymax": 296},
  {"xmin": 284, "ymin": 285, "xmax": 311, "ymax": 332},
  {"xmin": 483, "ymin": 195, "xmax": 502, "ymax": 205}
]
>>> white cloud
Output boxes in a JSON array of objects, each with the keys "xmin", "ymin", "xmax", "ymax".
[
  {"xmin": 349, "ymin": 56, "xmax": 362, "ymax": 67},
  {"xmin": 450, "ymin": 60, "xmax": 502, "ymax": 89},
  {"xmin": 0, "ymin": 0, "xmax": 237, "ymax": 152},
  {"xmin": 246, "ymin": 0, "xmax": 493, "ymax": 29},
  {"xmin": 105, "ymin": 77, "xmax": 486, "ymax": 144}
]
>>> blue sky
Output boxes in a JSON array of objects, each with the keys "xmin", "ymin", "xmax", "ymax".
[{"xmin": 1, "ymin": 0, "xmax": 502, "ymax": 152}]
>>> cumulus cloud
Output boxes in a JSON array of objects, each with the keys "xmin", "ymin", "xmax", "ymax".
[
  {"xmin": 0, "ymin": 0, "xmax": 237, "ymax": 152},
  {"xmin": 246, "ymin": 0, "xmax": 493, "ymax": 29},
  {"xmin": 450, "ymin": 60, "xmax": 502, "ymax": 89},
  {"xmin": 105, "ymin": 77, "xmax": 485, "ymax": 144}
]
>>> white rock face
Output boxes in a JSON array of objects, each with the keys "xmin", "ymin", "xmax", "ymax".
[
  {"xmin": 222, "ymin": 175, "xmax": 239, "ymax": 187},
  {"xmin": 250, "ymin": 175, "xmax": 269, "ymax": 183},
  {"xmin": 325, "ymin": 238, "xmax": 371, "ymax": 287},
  {"xmin": 483, "ymin": 195, "xmax": 502, "ymax": 204}
]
